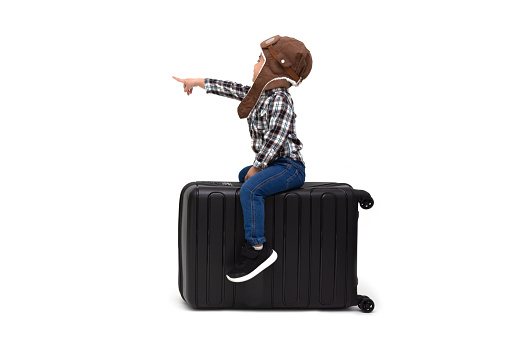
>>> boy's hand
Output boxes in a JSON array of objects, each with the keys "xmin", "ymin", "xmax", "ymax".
[
  {"xmin": 172, "ymin": 76, "xmax": 204, "ymax": 96},
  {"xmin": 245, "ymin": 166, "xmax": 261, "ymax": 181}
]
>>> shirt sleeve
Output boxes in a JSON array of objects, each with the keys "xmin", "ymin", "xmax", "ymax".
[
  {"xmin": 204, "ymin": 78, "xmax": 251, "ymax": 101},
  {"xmin": 253, "ymin": 94, "xmax": 293, "ymax": 169}
]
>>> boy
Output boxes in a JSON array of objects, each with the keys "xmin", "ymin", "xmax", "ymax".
[{"xmin": 173, "ymin": 35, "xmax": 312, "ymax": 283}]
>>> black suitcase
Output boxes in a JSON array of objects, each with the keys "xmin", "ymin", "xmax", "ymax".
[{"xmin": 178, "ymin": 181, "xmax": 375, "ymax": 312}]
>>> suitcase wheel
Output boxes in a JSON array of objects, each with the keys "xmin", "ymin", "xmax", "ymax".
[
  {"xmin": 354, "ymin": 190, "xmax": 374, "ymax": 210},
  {"xmin": 357, "ymin": 295, "xmax": 375, "ymax": 313},
  {"xmin": 359, "ymin": 198, "xmax": 374, "ymax": 210}
]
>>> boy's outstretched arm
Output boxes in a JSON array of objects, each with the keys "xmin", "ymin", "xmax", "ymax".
[
  {"xmin": 174, "ymin": 76, "xmax": 250, "ymax": 101},
  {"xmin": 203, "ymin": 79, "xmax": 250, "ymax": 101},
  {"xmin": 173, "ymin": 77, "xmax": 205, "ymax": 96}
]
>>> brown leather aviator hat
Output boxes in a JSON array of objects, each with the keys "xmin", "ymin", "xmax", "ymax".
[{"xmin": 237, "ymin": 35, "xmax": 313, "ymax": 119}]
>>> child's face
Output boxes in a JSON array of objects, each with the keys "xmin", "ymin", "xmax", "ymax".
[{"xmin": 252, "ymin": 53, "xmax": 264, "ymax": 82}]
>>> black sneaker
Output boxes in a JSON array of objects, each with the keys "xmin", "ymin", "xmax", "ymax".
[{"xmin": 226, "ymin": 243, "xmax": 278, "ymax": 283}]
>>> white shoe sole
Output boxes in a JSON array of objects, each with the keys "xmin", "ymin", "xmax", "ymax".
[{"xmin": 226, "ymin": 250, "xmax": 278, "ymax": 283}]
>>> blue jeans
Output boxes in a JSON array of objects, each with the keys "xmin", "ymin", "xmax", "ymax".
[{"xmin": 238, "ymin": 158, "xmax": 306, "ymax": 246}]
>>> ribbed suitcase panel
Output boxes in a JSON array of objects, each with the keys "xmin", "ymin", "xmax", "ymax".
[
  {"xmin": 205, "ymin": 193, "xmax": 224, "ymax": 306},
  {"xmin": 273, "ymin": 192, "xmax": 311, "ymax": 308},
  {"xmin": 308, "ymin": 189, "xmax": 348, "ymax": 308},
  {"xmin": 282, "ymin": 193, "xmax": 302, "ymax": 305},
  {"xmin": 319, "ymin": 193, "xmax": 338, "ymax": 305},
  {"xmin": 195, "ymin": 187, "xmax": 238, "ymax": 308}
]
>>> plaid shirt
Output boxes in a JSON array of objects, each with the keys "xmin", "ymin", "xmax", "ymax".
[{"xmin": 204, "ymin": 78, "xmax": 304, "ymax": 169}]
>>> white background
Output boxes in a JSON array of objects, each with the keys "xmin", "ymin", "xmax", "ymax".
[{"xmin": 1, "ymin": 0, "xmax": 508, "ymax": 337}]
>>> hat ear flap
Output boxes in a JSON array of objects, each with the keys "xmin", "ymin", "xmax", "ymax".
[
  {"xmin": 238, "ymin": 59, "xmax": 271, "ymax": 118},
  {"xmin": 237, "ymin": 79, "xmax": 266, "ymax": 118}
]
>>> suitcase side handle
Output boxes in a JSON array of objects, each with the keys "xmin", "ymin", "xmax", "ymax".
[{"xmin": 354, "ymin": 189, "xmax": 374, "ymax": 209}]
